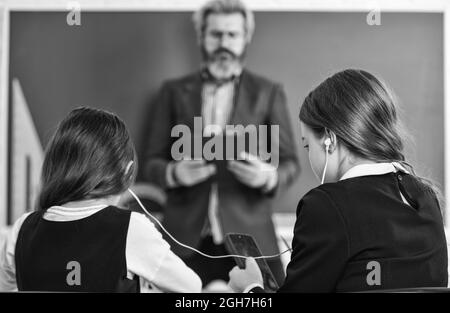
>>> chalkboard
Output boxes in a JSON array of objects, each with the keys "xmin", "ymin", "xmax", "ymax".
[{"xmin": 9, "ymin": 11, "xmax": 444, "ymax": 213}]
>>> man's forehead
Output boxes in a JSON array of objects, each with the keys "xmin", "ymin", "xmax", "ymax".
[{"xmin": 205, "ymin": 13, "xmax": 245, "ymax": 31}]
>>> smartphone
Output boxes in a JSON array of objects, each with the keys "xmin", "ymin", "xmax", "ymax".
[{"xmin": 224, "ymin": 233, "xmax": 279, "ymax": 292}]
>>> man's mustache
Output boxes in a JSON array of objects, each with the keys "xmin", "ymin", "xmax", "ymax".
[{"xmin": 212, "ymin": 48, "xmax": 237, "ymax": 59}]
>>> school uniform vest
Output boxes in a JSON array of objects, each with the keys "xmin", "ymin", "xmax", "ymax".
[{"xmin": 15, "ymin": 206, "xmax": 139, "ymax": 292}]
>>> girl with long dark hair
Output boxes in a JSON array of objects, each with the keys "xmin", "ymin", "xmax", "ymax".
[
  {"xmin": 0, "ymin": 107, "xmax": 201, "ymax": 292},
  {"xmin": 229, "ymin": 69, "xmax": 448, "ymax": 292}
]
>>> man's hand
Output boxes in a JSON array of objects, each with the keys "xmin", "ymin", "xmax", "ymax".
[
  {"xmin": 173, "ymin": 159, "xmax": 216, "ymax": 187},
  {"xmin": 228, "ymin": 152, "xmax": 277, "ymax": 189},
  {"xmin": 228, "ymin": 258, "xmax": 264, "ymax": 293}
]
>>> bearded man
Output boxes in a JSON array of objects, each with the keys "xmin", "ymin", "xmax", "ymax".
[{"xmin": 144, "ymin": 0, "xmax": 300, "ymax": 288}]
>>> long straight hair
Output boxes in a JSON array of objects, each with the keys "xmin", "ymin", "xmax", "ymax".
[
  {"xmin": 299, "ymin": 69, "xmax": 444, "ymax": 210},
  {"xmin": 38, "ymin": 107, "xmax": 137, "ymax": 210}
]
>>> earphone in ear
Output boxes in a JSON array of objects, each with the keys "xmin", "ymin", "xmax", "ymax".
[
  {"xmin": 321, "ymin": 137, "xmax": 332, "ymax": 184},
  {"xmin": 125, "ymin": 161, "xmax": 134, "ymax": 177},
  {"xmin": 324, "ymin": 138, "xmax": 332, "ymax": 150}
]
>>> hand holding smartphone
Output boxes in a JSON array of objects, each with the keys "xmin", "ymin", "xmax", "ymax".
[{"xmin": 224, "ymin": 233, "xmax": 279, "ymax": 292}]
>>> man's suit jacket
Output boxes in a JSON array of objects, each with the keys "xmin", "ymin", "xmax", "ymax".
[{"xmin": 144, "ymin": 70, "xmax": 300, "ymax": 257}]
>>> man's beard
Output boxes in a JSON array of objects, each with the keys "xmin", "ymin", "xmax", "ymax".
[{"xmin": 202, "ymin": 46, "xmax": 246, "ymax": 80}]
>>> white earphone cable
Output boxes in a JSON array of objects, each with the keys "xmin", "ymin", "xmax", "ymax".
[
  {"xmin": 321, "ymin": 143, "xmax": 330, "ymax": 184},
  {"xmin": 128, "ymin": 188, "xmax": 291, "ymax": 261}
]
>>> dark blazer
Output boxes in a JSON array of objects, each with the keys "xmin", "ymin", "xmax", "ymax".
[
  {"xmin": 144, "ymin": 70, "xmax": 300, "ymax": 257},
  {"xmin": 274, "ymin": 172, "xmax": 448, "ymax": 292}
]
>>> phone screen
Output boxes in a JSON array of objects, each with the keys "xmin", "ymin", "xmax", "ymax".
[{"xmin": 224, "ymin": 233, "xmax": 279, "ymax": 292}]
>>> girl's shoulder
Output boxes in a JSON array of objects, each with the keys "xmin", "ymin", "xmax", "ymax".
[{"xmin": 297, "ymin": 174, "xmax": 396, "ymax": 216}]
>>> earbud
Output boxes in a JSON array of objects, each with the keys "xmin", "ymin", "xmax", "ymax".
[
  {"xmin": 125, "ymin": 161, "xmax": 134, "ymax": 176},
  {"xmin": 324, "ymin": 138, "xmax": 331, "ymax": 150},
  {"xmin": 321, "ymin": 138, "xmax": 332, "ymax": 185}
]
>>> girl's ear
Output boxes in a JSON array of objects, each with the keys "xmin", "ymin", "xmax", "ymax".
[{"xmin": 325, "ymin": 129, "xmax": 338, "ymax": 153}]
